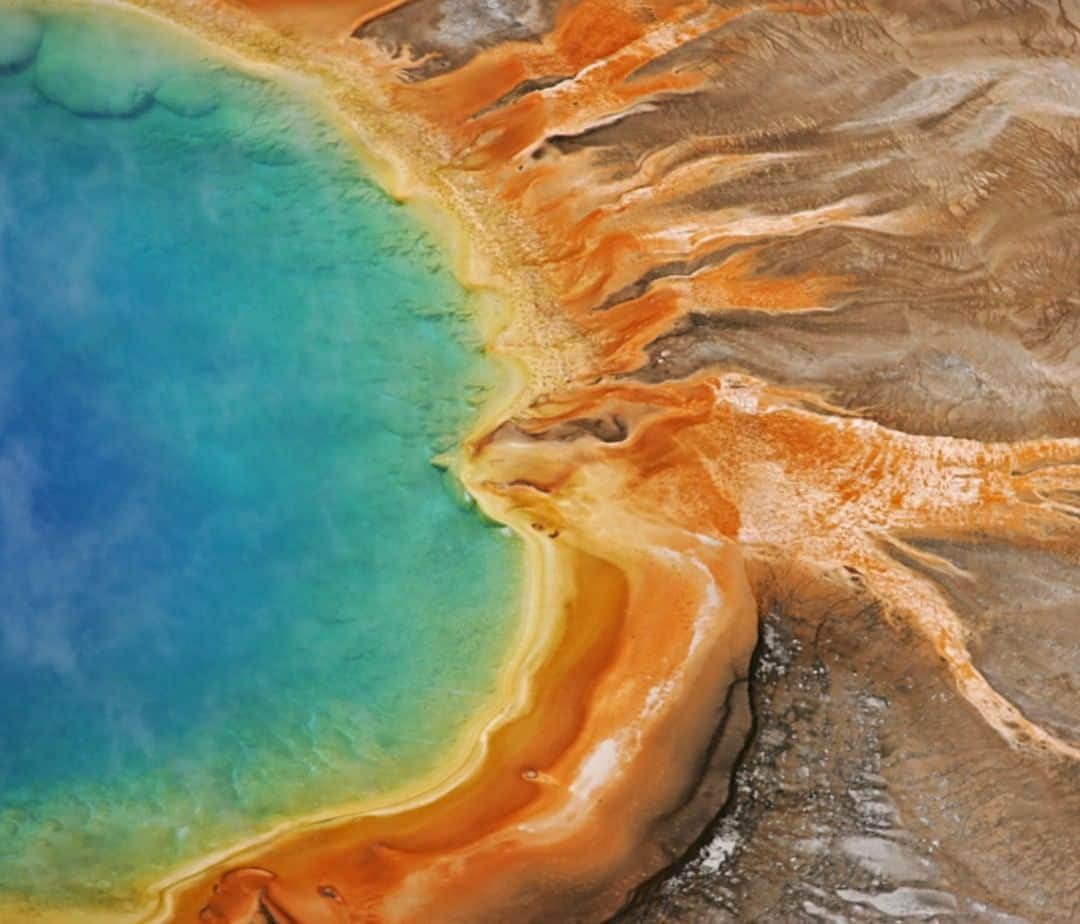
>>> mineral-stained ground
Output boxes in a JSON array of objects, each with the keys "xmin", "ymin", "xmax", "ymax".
[
  {"xmin": 617, "ymin": 593, "xmax": 1079, "ymax": 922},
  {"xmin": 149, "ymin": 0, "xmax": 1079, "ymax": 920},
  {"xmin": 353, "ymin": 3, "xmax": 1080, "ymax": 917}
]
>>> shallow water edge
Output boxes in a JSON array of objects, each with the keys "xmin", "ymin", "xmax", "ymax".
[{"xmin": 1, "ymin": 0, "xmax": 539, "ymax": 918}]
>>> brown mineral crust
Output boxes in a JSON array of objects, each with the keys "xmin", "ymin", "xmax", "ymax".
[
  {"xmin": 353, "ymin": 0, "xmax": 562, "ymax": 78},
  {"xmin": 135, "ymin": 0, "xmax": 1080, "ymax": 920},
  {"xmin": 350, "ymin": 1, "xmax": 1080, "ymax": 440},
  {"xmin": 615, "ymin": 585, "xmax": 1080, "ymax": 922},
  {"xmin": 892, "ymin": 537, "xmax": 1080, "ymax": 742}
]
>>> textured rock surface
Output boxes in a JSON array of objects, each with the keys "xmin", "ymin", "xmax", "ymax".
[{"xmin": 616, "ymin": 598, "xmax": 1080, "ymax": 922}]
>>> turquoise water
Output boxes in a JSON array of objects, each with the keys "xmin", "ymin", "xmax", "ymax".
[{"xmin": 0, "ymin": 4, "xmax": 518, "ymax": 908}]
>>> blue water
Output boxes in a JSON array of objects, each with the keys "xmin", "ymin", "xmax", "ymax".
[{"xmin": 0, "ymin": 4, "xmax": 518, "ymax": 907}]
